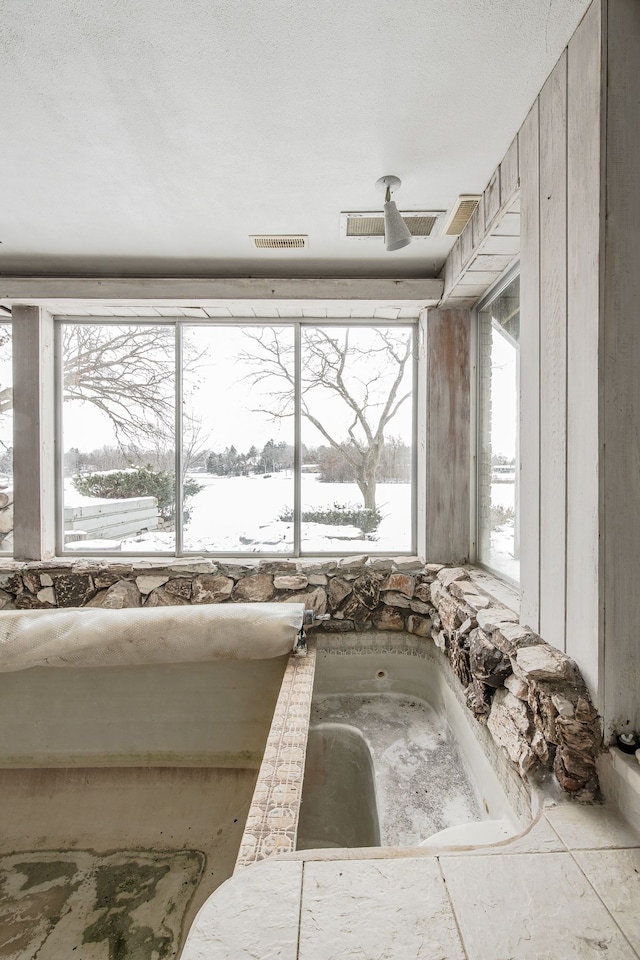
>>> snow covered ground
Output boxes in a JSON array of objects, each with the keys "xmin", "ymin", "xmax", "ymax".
[
  {"xmin": 182, "ymin": 473, "xmax": 412, "ymax": 553},
  {"xmin": 486, "ymin": 482, "xmax": 519, "ymax": 581},
  {"xmin": 63, "ymin": 475, "xmax": 519, "ymax": 567},
  {"xmin": 64, "ymin": 473, "xmax": 412, "ymax": 553}
]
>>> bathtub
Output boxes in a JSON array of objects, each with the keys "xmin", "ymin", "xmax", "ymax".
[
  {"xmin": 299, "ymin": 636, "xmax": 529, "ymax": 849},
  {"xmin": 0, "ymin": 613, "xmax": 533, "ymax": 959},
  {"xmin": 299, "ymin": 722, "xmax": 381, "ymax": 849},
  {"xmin": 0, "ymin": 654, "xmax": 291, "ymax": 959},
  {"xmin": 236, "ymin": 632, "xmax": 535, "ymax": 872},
  {"xmin": 0, "ymin": 603, "xmax": 305, "ymax": 960}
]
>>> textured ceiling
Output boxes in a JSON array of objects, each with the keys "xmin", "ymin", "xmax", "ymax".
[{"xmin": 0, "ymin": 0, "xmax": 590, "ymax": 279}]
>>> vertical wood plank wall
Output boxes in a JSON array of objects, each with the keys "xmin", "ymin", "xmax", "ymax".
[
  {"xmin": 602, "ymin": 0, "xmax": 640, "ymax": 734},
  {"xmin": 425, "ymin": 309, "xmax": 470, "ymax": 563},
  {"xmin": 565, "ymin": 0, "xmax": 604, "ymax": 703},
  {"xmin": 518, "ymin": 4, "xmax": 602, "ymax": 696},
  {"xmin": 441, "ymin": 0, "xmax": 639, "ymax": 731},
  {"xmin": 518, "ymin": 103, "xmax": 541, "ymax": 633},
  {"xmin": 538, "ymin": 52, "xmax": 568, "ymax": 652}
]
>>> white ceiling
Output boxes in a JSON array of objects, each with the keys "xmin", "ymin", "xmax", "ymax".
[{"xmin": 0, "ymin": 0, "xmax": 590, "ymax": 280}]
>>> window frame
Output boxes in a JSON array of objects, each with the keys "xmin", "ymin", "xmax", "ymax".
[
  {"xmin": 475, "ymin": 264, "xmax": 521, "ymax": 587},
  {"xmin": 54, "ymin": 316, "xmax": 419, "ymax": 559}
]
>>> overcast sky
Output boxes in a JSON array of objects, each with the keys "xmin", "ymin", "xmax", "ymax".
[{"xmin": 63, "ymin": 325, "xmax": 414, "ymax": 456}]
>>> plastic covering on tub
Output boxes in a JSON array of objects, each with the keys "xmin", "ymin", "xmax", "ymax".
[{"xmin": 0, "ymin": 602, "xmax": 306, "ymax": 672}]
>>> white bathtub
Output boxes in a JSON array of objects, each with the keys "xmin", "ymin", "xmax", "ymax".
[{"xmin": 297, "ymin": 636, "xmax": 531, "ymax": 849}]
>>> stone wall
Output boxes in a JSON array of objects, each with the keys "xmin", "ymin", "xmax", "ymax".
[
  {"xmin": 0, "ymin": 557, "xmax": 435, "ymax": 635},
  {"xmin": 0, "ymin": 556, "xmax": 602, "ymax": 797},
  {"xmin": 430, "ymin": 567, "xmax": 601, "ymax": 799}
]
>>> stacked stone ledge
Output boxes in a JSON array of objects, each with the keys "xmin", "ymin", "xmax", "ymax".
[
  {"xmin": 0, "ymin": 557, "xmax": 602, "ymax": 797},
  {"xmin": 0, "ymin": 557, "xmax": 435, "ymax": 639},
  {"xmin": 430, "ymin": 567, "xmax": 602, "ymax": 799}
]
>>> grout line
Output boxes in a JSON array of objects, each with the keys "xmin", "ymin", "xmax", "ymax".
[
  {"xmin": 556, "ymin": 843, "xmax": 640, "ymax": 853},
  {"xmin": 277, "ymin": 845, "xmax": 592, "ymax": 866},
  {"xmin": 567, "ymin": 847, "xmax": 640, "ymax": 959},
  {"xmin": 541, "ymin": 812, "xmax": 570, "ymax": 850},
  {"xmin": 296, "ymin": 860, "xmax": 306, "ymax": 960},
  {"xmin": 437, "ymin": 857, "xmax": 471, "ymax": 960}
]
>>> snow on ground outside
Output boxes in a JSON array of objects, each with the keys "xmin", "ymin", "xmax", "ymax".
[
  {"xmin": 487, "ymin": 482, "xmax": 519, "ymax": 582},
  {"xmin": 64, "ymin": 475, "xmax": 520, "ymax": 562},
  {"xmin": 64, "ymin": 473, "xmax": 413, "ymax": 553}
]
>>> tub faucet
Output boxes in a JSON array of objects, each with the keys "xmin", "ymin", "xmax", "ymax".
[{"xmin": 293, "ymin": 609, "xmax": 330, "ymax": 657}]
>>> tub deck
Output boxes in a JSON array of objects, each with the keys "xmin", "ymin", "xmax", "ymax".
[
  {"xmin": 199, "ymin": 632, "xmax": 640, "ymax": 958},
  {"xmin": 183, "ymin": 801, "xmax": 640, "ymax": 960}
]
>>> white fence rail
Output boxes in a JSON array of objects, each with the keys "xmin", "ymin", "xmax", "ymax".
[{"xmin": 64, "ymin": 497, "xmax": 159, "ymax": 541}]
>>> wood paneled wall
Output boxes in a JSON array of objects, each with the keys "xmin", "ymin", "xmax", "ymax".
[
  {"xmin": 601, "ymin": 0, "xmax": 640, "ymax": 736},
  {"xmin": 519, "ymin": 1, "xmax": 603, "ymax": 699},
  {"xmin": 520, "ymin": 0, "xmax": 640, "ymax": 734},
  {"xmin": 565, "ymin": 3, "xmax": 604, "ymax": 719},
  {"xmin": 424, "ymin": 309, "xmax": 470, "ymax": 564},
  {"xmin": 432, "ymin": 0, "xmax": 640, "ymax": 735}
]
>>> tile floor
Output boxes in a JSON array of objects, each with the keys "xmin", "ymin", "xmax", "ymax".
[{"xmin": 182, "ymin": 801, "xmax": 640, "ymax": 960}]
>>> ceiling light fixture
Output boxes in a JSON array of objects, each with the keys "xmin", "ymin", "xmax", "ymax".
[{"xmin": 375, "ymin": 175, "xmax": 412, "ymax": 251}]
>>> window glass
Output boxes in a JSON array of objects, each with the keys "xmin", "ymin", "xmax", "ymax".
[
  {"xmin": 61, "ymin": 324, "xmax": 175, "ymax": 553},
  {"xmin": 182, "ymin": 325, "xmax": 294, "ymax": 553},
  {"xmin": 478, "ymin": 275, "xmax": 520, "ymax": 582},
  {"xmin": 59, "ymin": 320, "xmax": 415, "ymax": 556},
  {"xmin": 0, "ymin": 323, "xmax": 12, "ymax": 555},
  {"xmin": 300, "ymin": 326, "xmax": 413, "ymax": 553}
]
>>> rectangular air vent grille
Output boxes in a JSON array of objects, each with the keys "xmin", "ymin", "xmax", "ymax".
[
  {"xmin": 251, "ymin": 235, "xmax": 308, "ymax": 249},
  {"xmin": 441, "ymin": 196, "xmax": 481, "ymax": 236},
  {"xmin": 341, "ymin": 211, "xmax": 443, "ymax": 239}
]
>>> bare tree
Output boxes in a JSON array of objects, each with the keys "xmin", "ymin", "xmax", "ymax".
[
  {"xmin": 239, "ymin": 327, "xmax": 413, "ymax": 510},
  {"xmin": 62, "ymin": 325, "xmax": 176, "ymax": 447},
  {"xmin": 0, "ymin": 325, "xmax": 12, "ymax": 417},
  {"xmin": 0, "ymin": 323, "xmax": 208, "ymax": 463}
]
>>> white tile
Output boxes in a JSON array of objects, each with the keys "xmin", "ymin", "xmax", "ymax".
[
  {"xmin": 299, "ymin": 858, "xmax": 465, "ymax": 960},
  {"xmin": 575, "ymin": 848, "xmax": 640, "ymax": 955},
  {"xmin": 545, "ymin": 802, "xmax": 640, "ymax": 850},
  {"xmin": 181, "ymin": 860, "xmax": 302, "ymax": 960},
  {"xmin": 441, "ymin": 852, "xmax": 638, "ymax": 960}
]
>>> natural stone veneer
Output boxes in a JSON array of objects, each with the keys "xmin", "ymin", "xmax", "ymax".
[
  {"xmin": 0, "ymin": 558, "xmax": 601, "ymax": 797},
  {"xmin": 430, "ymin": 567, "xmax": 601, "ymax": 799}
]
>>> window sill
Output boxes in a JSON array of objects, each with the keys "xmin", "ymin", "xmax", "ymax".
[
  {"xmin": 466, "ymin": 565, "xmax": 520, "ymax": 616},
  {"xmin": 0, "ymin": 554, "xmax": 427, "ymax": 573}
]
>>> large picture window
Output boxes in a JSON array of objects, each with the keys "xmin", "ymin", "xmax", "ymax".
[
  {"xmin": 59, "ymin": 321, "xmax": 415, "ymax": 556},
  {"xmin": 477, "ymin": 273, "xmax": 520, "ymax": 582}
]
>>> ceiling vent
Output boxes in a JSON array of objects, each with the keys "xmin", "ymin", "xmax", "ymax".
[
  {"xmin": 340, "ymin": 212, "xmax": 443, "ymax": 240},
  {"xmin": 251, "ymin": 235, "xmax": 308, "ymax": 250},
  {"xmin": 440, "ymin": 195, "xmax": 481, "ymax": 236}
]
